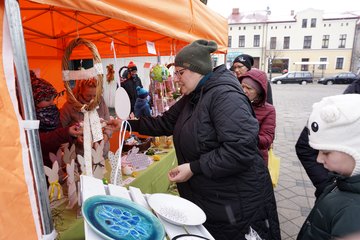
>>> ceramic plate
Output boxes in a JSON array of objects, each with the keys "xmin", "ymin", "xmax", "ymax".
[
  {"xmin": 148, "ymin": 194, "xmax": 206, "ymax": 226},
  {"xmin": 82, "ymin": 195, "xmax": 165, "ymax": 240}
]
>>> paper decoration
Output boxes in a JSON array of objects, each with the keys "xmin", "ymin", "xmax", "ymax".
[
  {"xmin": 92, "ymin": 140, "xmax": 107, "ymax": 179},
  {"xmin": 122, "ymin": 147, "xmax": 153, "ymax": 171},
  {"xmin": 143, "ymin": 62, "xmax": 152, "ymax": 68},
  {"xmin": 77, "ymin": 154, "xmax": 86, "ymax": 174},
  {"xmin": 44, "ymin": 161, "xmax": 63, "ymax": 202},
  {"xmin": 108, "ymin": 149, "xmax": 122, "ymax": 185},
  {"xmin": 146, "ymin": 41, "xmax": 156, "ymax": 55},
  {"xmin": 114, "ymin": 87, "xmax": 131, "ymax": 120},
  {"xmin": 62, "ymin": 143, "xmax": 76, "ymax": 165},
  {"xmin": 66, "ymin": 159, "xmax": 78, "ymax": 209}
]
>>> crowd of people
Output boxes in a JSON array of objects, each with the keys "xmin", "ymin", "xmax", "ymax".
[{"xmin": 31, "ymin": 37, "xmax": 360, "ymax": 239}]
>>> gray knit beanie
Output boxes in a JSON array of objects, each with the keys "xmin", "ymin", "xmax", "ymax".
[{"xmin": 175, "ymin": 39, "xmax": 218, "ymax": 75}]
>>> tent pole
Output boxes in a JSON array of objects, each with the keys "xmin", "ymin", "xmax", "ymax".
[{"xmin": 4, "ymin": 0, "xmax": 54, "ymax": 237}]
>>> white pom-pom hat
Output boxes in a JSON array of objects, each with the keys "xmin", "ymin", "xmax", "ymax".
[{"xmin": 308, "ymin": 94, "xmax": 360, "ymax": 176}]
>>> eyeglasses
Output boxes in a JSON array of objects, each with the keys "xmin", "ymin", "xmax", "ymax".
[{"xmin": 174, "ymin": 69, "xmax": 186, "ymax": 78}]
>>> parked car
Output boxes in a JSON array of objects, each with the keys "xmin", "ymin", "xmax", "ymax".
[
  {"xmin": 270, "ymin": 71, "xmax": 313, "ymax": 85},
  {"xmin": 318, "ymin": 72, "xmax": 360, "ymax": 85}
]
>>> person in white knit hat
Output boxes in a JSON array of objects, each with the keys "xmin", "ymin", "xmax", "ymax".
[{"xmin": 297, "ymin": 94, "xmax": 360, "ymax": 240}]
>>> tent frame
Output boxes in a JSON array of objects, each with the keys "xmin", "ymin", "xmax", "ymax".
[{"xmin": 5, "ymin": 0, "xmax": 54, "ymax": 237}]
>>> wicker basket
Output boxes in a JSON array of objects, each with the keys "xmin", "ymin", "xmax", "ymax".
[{"xmin": 62, "ymin": 38, "xmax": 103, "ymax": 112}]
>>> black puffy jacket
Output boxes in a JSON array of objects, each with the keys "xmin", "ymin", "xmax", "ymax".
[{"xmin": 131, "ymin": 65, "xmax": 280, "ymax": 240}]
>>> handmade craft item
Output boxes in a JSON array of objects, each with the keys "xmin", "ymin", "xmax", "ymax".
[
  {"xmin": 106, "ymin": 64, "xmax": 115, "ymax": 83},
  {"xmin": 66, "ymin": 159, "xmax": 78, "ymax": 209},
  {"xmin": 77, "ymin": 154, "xmax": 86, "ymax": 175},
  {"xmin": 114, "ymin": 87, "xmax": 131, "ymax": 120},
  {"xmin": 92, "ymin": 140, "xmax": 107, "ymax": 179},
  {"xmin": 62, "ymin": 38, "xmax": 104, "ymax": 176},
  {"xmin": 49, "ymin": 148, "xmax": 66, "ymax": 182},
  {"xmin": 150, "ymin": 64, "xmax": 169, "ymax": 83},
  {"xmin": 122, "ymin": 147, "xmax": 153, "ymax": 171},
  {"xmin": 62, "ymin": 143, "xmax": 76, "ymax": 165},
  {"xmin": 108, "ymin": 149, "xmax": 122, "ymax": 185},
  {"xmin": 44, "ymin": 161, "xmax": 63, "ymax": 202}
]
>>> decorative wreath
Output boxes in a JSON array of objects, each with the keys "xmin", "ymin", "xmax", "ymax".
[
  {"xmin": 119, "ymin": 65, "xmax": 128, "ymax": 83},
  {"xmin": 61, "ymin": 38, "xmax": 103, "ymax": 112}
]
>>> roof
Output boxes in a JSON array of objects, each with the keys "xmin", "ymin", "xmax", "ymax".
[
  {"xmin": 20, "ymin": 0, "xmax": 228, "ymax": 59},
  {"xmin": 228, "ymin": 8, "xmax": 360, "ymax": 24}
]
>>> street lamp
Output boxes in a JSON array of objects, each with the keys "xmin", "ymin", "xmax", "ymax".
[{"xmin": 268, "ymin": 56, "xmax": 273, "ymax": 80}]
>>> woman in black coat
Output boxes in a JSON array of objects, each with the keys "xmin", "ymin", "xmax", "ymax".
[{"xmin": 108, "ymin": 40, "xmax": 280, "ymax": 240}]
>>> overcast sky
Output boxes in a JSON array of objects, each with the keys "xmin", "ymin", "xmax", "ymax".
[{"xmin": 207, "ymin": 0, "xmax": 360, "ymax": 17}]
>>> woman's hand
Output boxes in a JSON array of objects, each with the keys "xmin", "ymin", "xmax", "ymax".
[
  {"xmin": 104, "ymin": 119, "xmax": 122, "ymax": 131},
  {"xmin": 68, "ymin": 124, "xmax": 83, "ymax": 138},
  {"xmin": 168, "ymin": 163, "xmax": 193, "ymax": 183}
]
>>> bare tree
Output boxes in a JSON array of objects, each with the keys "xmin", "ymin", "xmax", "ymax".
[{"xmin": 266, "ymin": 49, "xmax": 283, "ymax": 80}]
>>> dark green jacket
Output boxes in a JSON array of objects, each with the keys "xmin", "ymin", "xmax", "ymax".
[{"xmin": 297, "ymin": 174, "xmax": 360, "ymax": 239}]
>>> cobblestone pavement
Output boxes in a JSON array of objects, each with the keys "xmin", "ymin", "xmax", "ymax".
[{"xmin": 271, "ymin": 83, "xmax": 348, "ymax": 239}]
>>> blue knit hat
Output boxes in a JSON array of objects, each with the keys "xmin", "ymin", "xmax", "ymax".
[{"xmin": 136, "ymin": 86, "xmax": 148, "ymax": 99}]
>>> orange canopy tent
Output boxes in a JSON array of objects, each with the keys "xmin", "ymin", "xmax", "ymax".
[
  {"xmin": 21, "ymin": 0, "xmax": 228, "ymax": 103},
  {"xmin": 1, "ymin": 0, "xmax": 227, "ymax": 239}
]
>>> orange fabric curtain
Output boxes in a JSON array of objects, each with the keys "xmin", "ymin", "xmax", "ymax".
[{"xmin": 0, "ymin": 2, "xmax": 38, "ymax": 238}]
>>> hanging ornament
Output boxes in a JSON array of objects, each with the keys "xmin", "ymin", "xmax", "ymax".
[{"xmin": 149, "ymin": 64, "xmax": 169, "ymax": 83}]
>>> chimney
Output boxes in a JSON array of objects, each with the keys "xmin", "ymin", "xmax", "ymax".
[
  {"xmin": 232, "ymin": 8, "xmax": 240, "ymax": 15},
  {"xmin": 291, "ymin": 10, "xmax": 294, "ymax": 16}
]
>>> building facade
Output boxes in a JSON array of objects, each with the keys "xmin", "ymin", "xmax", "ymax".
[{"xmin": 226, "ymin": 8, "xmax": 360, "ymax": 79}]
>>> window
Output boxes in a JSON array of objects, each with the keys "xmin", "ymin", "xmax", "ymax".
[
  {"xmin": 303, "ymin": 36, "xmax": 312, "ymax": 49},
  {"xmin": 244, "ymin": 26, "xmax": 246, "ymax": 30},
  {"xmin": 311, "ymin": 18, "xmax": 317, "ymax": 28},
  {"xmin": 228, "ymin": 36, "xmax": 232, "ymax": 48},
  {"xmin": 302, "ymin": 19, "xmax": 307, "ymax": 28},
  {"xmin": 230, "ymin": 27, "xmax": 232, "ymax": 31},
  {"xmin": 253, "ymin": 35, "xmax": 260, "ymax": 47},
  {"xmin": 301, "ymin": 58, "xmax": 309, "ymax": 71},
  {"xmin": 336, "ymin": 58, "xmax": 344, "ymax": 69},
  {"xmin": 270, "ymin": 37, "xmax": 276, "ymax": 49},
  {"xmin": 238, "ymin": 27, "xmax": 241, "ymax": 30},
  {"xmin": 283, "ymin": 36, "xmax": 290, "ymax": 49},
  {"xmin": 269, "ymin": 59, "xmax": 289, "ymax": 73},
  {"xmin": 322, "ymin": 35, "xmax": 329, "ymax": 48},
  {"xmin": 254, "ymin": 26, "xmax": 256, "ymax": 30},
  {"xmin": 319, "ymin": 57, "xmax": 327, "ymax": 70},
  {"xmin": 288, "ymin": 73, "xmax": 295, "ymax": 78},
  {"xmin": 239, "ymin": 35, "xmax": 245, "ymax": 47},
  {"xmin": 339, "ymin": 34, "xmax": 346, "ymax": 48},
  {"xmin": 258, "ymin": 26, "xmax": 261, "ymax": 29}
]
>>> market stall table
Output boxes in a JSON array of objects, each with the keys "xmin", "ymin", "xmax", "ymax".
[
  {"xmin": 80, "ymin": 175, "xmax": 214, "ymax": 239},
  {"xmin": 58, "ymin": 148, "xmax": 177, "ymax": 239}
]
